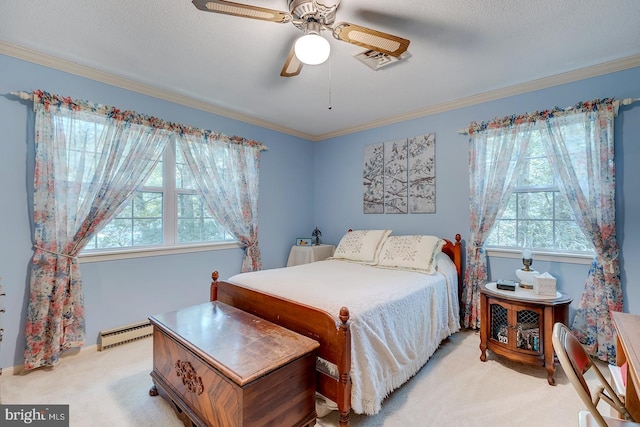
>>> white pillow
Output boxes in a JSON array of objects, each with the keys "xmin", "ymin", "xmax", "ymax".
[
  {"xmin": 377, "ymin": 235, "xmax": 444, "ymax": 274},
  {"xmin": 331, "ymin": 229, "xmax": 392, "ymax": 264}
]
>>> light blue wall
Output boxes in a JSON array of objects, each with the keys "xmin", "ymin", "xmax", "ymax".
[
  {"xmin": 0, "ymin": 53, "xmax": 315, "ymax": 368},
  {"xmin": 1, "ymin": 52, "xmax": 639, "ymax": 370},
  {"xmin": 314, "ymin": 66, "xmax": 640, "ymax": 324}
]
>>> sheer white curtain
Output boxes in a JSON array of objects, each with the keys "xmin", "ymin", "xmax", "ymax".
[
  {"xmin": 23, "ymin": 90, "xmax": 267, "ymax": 370},
  {"xmin": 539, "ymin": 100, "xmax": 621, "ymax": 362},
  {"xmin": 24, "ymin": 91, "xmax": 170, "ymax": 370},
  {"xmin": 177, "ymin": 133, "xmax": 265, "ymax": 272},
  {"xmin": 464, "ymin": 99, "xmax": 621, "ymax": 361},
  {"xmin": 463, "ymin": 123, "xmax": 532, "ymax": 328}
]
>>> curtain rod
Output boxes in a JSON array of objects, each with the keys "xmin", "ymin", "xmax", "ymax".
[
  {"xmin": 9, "ymin": 91, "xmax": 268, "ymax": 150},
  {"xmin": 10, "ymin": 91, "xmax": 32, "ymax": 100},
  {"xmin": 12, "ymin": 91, "xmax": 638, "ymax": 136},
  {"xmin": 456, "ymin": 97, "xmax": 640, "ymax": 135}
]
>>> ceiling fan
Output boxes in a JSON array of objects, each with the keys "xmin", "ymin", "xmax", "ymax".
[{"xmin": 192, "ymin": 0, "xmax": 411, "ymax": 77}]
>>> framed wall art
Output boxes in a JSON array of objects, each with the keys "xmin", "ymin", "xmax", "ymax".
[{"xmin": 363, "ymin": 133, "xmax": 435, "ymax": 214}]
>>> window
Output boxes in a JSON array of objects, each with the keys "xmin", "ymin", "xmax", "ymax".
[
  {"xmin": 485, "ymin": 129, "xmax": 594, "ymax": 254},
  {"xmin": 83, "ymin": 141, "xmax": 235, "ymax": 252}
]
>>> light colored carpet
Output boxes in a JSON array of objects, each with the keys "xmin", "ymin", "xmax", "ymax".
[{"xmin": 1, "ymin": 329, "xmax": 600, "ymax": 426}]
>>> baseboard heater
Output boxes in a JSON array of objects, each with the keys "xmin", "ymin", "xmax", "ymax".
[{"xmin": 98, "ymin": 320, "xmax": 153, "ymax": 351}]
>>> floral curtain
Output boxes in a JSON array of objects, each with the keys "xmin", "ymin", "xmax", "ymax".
[
  {"xmin": 538, "ymin": 99, "xmax": 620, "ymax": 363},
  {"xmin": 25, "ymin": 91, "xmax": 171, "ymax": 370},
  {"xmin": 462, "ymin": 121, "xmax": 532, "ymax": 328},
  {"xmin": 463, "ymin": 99, "xmax": 621, "ymax": 361},
  {"xmin": 177, "ymin": 134, "xmax": 265, "ymax": 272}
]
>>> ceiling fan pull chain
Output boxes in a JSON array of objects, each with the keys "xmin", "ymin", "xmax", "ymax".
[{"xmin": 328, "ymin": 56, "xmax": 332, "ymax": 110}]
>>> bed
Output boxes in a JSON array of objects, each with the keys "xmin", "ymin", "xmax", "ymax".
[{"xmin": 210, "ymin": 231, "xmax": 463, "ymax": 427}]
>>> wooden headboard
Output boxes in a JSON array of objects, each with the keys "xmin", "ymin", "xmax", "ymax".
[{"xmin": 442, "ymin": 234, "xmax": 463, "ymax": 307}]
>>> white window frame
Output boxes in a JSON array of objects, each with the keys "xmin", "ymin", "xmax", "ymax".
[
  {"xmin": 79, "ymin": 140, "xmax": 239, "ymax": 263},
  {"xmin": 485, "ymin": 248, "xmax": 593, "ymax": 265},
  {"xmin": 484, "ymin": 130, "xmax": 595, "ymax": 265}
]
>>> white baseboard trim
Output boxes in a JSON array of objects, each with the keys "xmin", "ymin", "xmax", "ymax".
[{"xmin": 2, "ymin": 343, "xmax": 99, "ymax": 375}]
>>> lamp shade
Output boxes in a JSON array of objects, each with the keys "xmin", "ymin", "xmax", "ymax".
[{"xmin": 294, "ymin": 33, "xmax": 330, "ymax": 65}]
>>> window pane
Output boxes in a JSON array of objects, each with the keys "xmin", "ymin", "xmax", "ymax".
[
  {"xmin": 486, "ymin": 220, "xmax": 517, "ymax": 247},
  {"xmin": 133, "ymin": 218, "xmax": 163, "ymax": 245},
  {"xmin": 177, "ymin": 194, "xmax": 229, "ymax": 243},
  {"xmin": 133, "ymin": 192, "xmax": 163, "ymax": 217},
  {"xmin": 527, "ymin": 131, "xmax": 545, "ymax": 157},
  {"xmin": 516, "ymin": 135, "xmax": 554, "ymax": 187},
  {"xmin": 97, "ymin": 218, "xmax": 134, "ymax": 248},
  {"xmin": 130, "ymin": 192, "xmax": 163, "ymax": 246},
  {"xmin": 177, "ymin": 193, "xmax": 202, "ymax": 222},
  {"xmin": 178, "ymin": 219, "xmax": 199, "ymax": 242},
  {"xmin": 555, "ymin": 193, "xmax": 575, "ymax": 220},
  {"xmin": 556, "ymin": 221, "xmax": 593, "ymax": 252},
  {"xmin": 519, "ymin": 192, "xmax": 553, "ymax": 220},
  {"xmin": 519, "ymin": 156, "xmax": 554, "ymax": 187},
  {"xmin": 115, "ymin": 201, "xmax": 133, "ymax": 218},
  {"xmin": 176, "ymin": 149, "xmax": 196, "ymax": 190},
  {"xmin": 201, "ymin": 218, "xmax": 225, "ymax": 241},
  {"xmin": 145, "ymin": 159, "xmax": 163, "ymax": 187},
  {"xmin": 177, "ymin": 219, "xmax": 229, "ymax": 243},
  {"xmin": 519, "ymin": 220, "xmax": 553, "ymax": 248},
  {"xmin": 501, "ymin": 195, "xmax": 517, "ymax": 219},
  {"xmin": 89, "ymin": 192, "xmax": 163, "ymax": 249}
]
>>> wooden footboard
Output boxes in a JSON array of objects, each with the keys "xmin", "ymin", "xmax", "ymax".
[{"xmin": 211, "ymin": 273, "xmax": 353, "ymax": 427}]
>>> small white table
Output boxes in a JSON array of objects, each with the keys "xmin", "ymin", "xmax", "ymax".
[{"xmin": 287, "ymin": 244, "xmax": 335, "ymax": 267}]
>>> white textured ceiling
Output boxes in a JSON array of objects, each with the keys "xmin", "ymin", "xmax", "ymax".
[{"xmin": 1, "ymin": 1, "xmax": 639, "ymax": 140}]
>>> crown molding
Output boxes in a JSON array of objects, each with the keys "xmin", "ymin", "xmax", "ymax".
[
  {"xmin": 0, "ymin": 41, "xmax": 314, "ymax": 140},
  {"xmin": 318, "ymin": 54, "xmax": 640, "ymax": 140},
  {"xmin": 3, "ymin": 41, "xmax": 639, "ymax": 142}
]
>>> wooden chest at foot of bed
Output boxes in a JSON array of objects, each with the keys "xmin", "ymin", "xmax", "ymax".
[{"xmin": 149, "ymin": 301, "xmax": 319, "ymax": 427}]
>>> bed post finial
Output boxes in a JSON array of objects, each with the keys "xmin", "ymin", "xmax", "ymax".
[
  {"xmin": 337, "ymin": 306, "xmax": 352, "ymax": 427},
  {"xmin": 452, "ymin": 234, "xmax": 463, "ymax": 309},
  {"xmin": 210, "ymin": 271, "xmax": 219, "ymax": 302},
  {"xmin": 339, "ymin": 306, "xmax": 350, "ymax": 324}
]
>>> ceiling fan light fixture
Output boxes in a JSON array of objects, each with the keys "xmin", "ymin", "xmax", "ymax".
[{"xmin": 295, "ymin": 33, "xmax": 330, "ymax": 65}]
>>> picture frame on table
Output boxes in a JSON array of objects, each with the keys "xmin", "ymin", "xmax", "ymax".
[{"xmin": 296, "ymin": 238, "xmax": 312, "ymax": 246}]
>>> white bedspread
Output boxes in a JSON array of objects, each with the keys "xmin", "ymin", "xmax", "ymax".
[{"xmin": 227, "ymin": 253, "xmax": 460, "ymax": 415}]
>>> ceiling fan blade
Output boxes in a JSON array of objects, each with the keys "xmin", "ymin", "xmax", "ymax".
[
  {"xmin": 280, "ymin": 43, "xmax": 303, "ymax": 77},
  {"xmin": 332, "ymin": 22, "xmax": 410, "ymax": 57},
  {"xmin": 192, "ymin": 0, "xmax": 291, "ymax": 23}
]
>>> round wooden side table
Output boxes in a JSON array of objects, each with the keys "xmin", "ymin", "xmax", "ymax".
[{"xmin": 479, "ymin": 282, "xmax": 572, "ymax": 385}]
